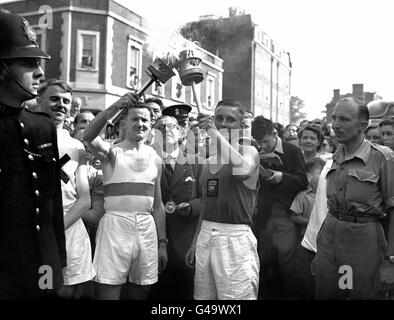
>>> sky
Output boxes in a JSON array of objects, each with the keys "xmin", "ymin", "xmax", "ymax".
[
  {"xmin": 2, "ymin": 0, "xmax": 393, "ymax": 119},
  {"xmin": 116, "ymin": 0, "xmax": 394, "ymax": 119}
]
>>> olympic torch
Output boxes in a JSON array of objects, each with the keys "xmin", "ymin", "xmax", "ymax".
[
  {"xmin": 178, "ymin": 49, "xmax": 204, "ymax": 114},
  {"xmin": 107, "ymin": 53, "xmax": 179, "ymax": 126}
]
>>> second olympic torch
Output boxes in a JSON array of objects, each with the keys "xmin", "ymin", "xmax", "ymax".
[
  {"xmin": 178, "ymin": 49, "xmax": 204, "ymax": 114},
  {"xmin": 107, "ymin": 53, "xmax": 179, "ymax": 126}
]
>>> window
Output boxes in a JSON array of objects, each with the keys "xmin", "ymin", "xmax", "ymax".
[
  {"xmin": 77, "ymin": 30, "xmax": 99, "ymax": 71},
  {"xmin": 152, "ymin": 80, "xmax": 165, "ymax": 97},
  {"xmin": 171, "ymin": 70, "xmax": 185, "ymax": 102},
  {"xmin": 255, "ymin": 79, "xmax": 263, "ymax": 100},
  {"xmin": 126, "ymin": 37, "xmax": 143, "ymax": 90},
  {"xmin": 285, "ymin": 71, "xmax": 290, "ymax": 91},
  {"xmin": 206, "ymin": 73, "xmax": 216, "ymax": 110},
  {"xmin": 82, "ymin": 36, "xmax": 94, "ymax": 67},
  {"xmin": 272, "ymin": 61, "xmax": 278, "ymax": 85},
  {"xmin": 278, "ymin": 66, "xmax": 283, "ymax": 89},
  {"xmin": 264, "ymin": 84, "xmax": 271, "ymax": 104},
  {"xmin": 151, "ymin": 57, "xmax": 165, "ymax": 97},
  {"xmin": 262, "ymin": 55, "xmax": 271, "ymax": 80},
  {"xmin": 279, "ymin": 93, "xmax": 284, "ymax": 113},
  {"xmin": 255, "ymin": 53, "xmax": 264, "ymax": 73},
  {"xmin": 262, "ymin": 33, "xmax": 269, "ymax": 47},
  {"xmin": 272, "ymin": 88, "xmax": 277, "ymax": 107}
]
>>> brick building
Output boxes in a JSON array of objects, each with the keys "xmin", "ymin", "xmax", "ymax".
[
  {"xmin": 325, "ymin": 83, "xmax": 381, "ymax": 122},
  {"xmin": 1, "ymin": 0, "xmax": 223, "ymax": 115},
  {"xmin": 181, "ymin": 8, "xmax": 292, "ymax": 124}
]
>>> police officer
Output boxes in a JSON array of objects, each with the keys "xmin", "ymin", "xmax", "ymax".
[
  {"xmin": 314, "ymin": 97, "xmax": 394, "ymax": 299},
  {"xmin": 0, "ymin": 11, "xmax": 66, "ymax": 299},
  {"xmin": 162, "ymin": 104, "xmax": 191, "ymax": 128},
  {"xmin": 162, "ymin": 104, "xmax": 192, "ymax": 150}
]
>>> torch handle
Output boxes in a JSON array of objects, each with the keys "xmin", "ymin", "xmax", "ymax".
[
  {"xmin": 136, "ymin": 78, "xmax": 156, "ymax": 96},
  {"xmin": 106, "ymin": 78, "xmax": 156, "ymax": 126},
  {"xmin": 191, "ymin": 81, "xmax": 202, "ymax": 115}
]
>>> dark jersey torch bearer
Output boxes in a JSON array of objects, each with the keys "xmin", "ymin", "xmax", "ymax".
[{"xmin": 107, "ymin": 53, "xmax": 179, "ymax": 126}]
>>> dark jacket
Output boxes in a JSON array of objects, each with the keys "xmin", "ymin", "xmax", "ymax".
[
  {"xmin": 0, "ymin": 106, "xmax": 66, "ymax": 299},
  {"xmin": 160, "ymin": 152, "xmax": 202, "ymax": 262},
  {"xmin": 253, "ymin": 141, "xmax": 308, "ymax": 232},
  {"xmin": 151, "ymin": 151, "xmax": 202, "ymax": 300}
]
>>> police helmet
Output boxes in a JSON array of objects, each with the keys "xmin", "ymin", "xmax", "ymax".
[{"xmin": 0, "ymin": 10, "xmax": 50, "ymax": 60}]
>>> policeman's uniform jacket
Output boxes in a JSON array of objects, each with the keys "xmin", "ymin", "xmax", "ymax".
[{"xmin": 0, "ymin": 105, "xmax": 66, "ymax": 299}]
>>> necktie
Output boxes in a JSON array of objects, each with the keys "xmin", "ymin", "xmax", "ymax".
[{"xmin": 167, "ymin": 156, "xmax": 176, "ymax": 170}]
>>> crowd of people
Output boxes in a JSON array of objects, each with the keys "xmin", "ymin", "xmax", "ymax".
[{"xmin": 2, "ymin": 11, "xmax": 394, "ymax": 301}]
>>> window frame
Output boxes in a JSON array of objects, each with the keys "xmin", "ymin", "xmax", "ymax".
[
  {"xmin": 126, "ymin": 35, "xmax": 143, "ymax": 90},
  {"xmin": 151, "ymin": 56, "xmax": 165, "ymax": 97},
  {"xmin": 76, "ymin": 30, "xmax": 100, "ymax": 71}
]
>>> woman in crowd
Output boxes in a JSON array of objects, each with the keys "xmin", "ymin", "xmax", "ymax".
[{"xmin": 297, "ymin": 124, "xmax": 325, "ymax": 163}]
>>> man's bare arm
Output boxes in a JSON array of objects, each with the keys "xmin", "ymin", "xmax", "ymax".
[
  {"xmin": 64, "ymin": 146, "xmax": 91, "ymax": 230},
  {"xmin": 198, "ymin": 115, "xmax": 259, "ymax": 180},
  {"xmin": 152, "ymin": 164, "xmax": 166, "ymax": 241},
  {"xmin": 152, "ymin": 163, "xmax": 168, "ymax": 272},
  {"xmin": 83, "ymin": 93, "xmax": 137, "ymax": 162},
  {"xmin": 185, "ymin": 198, "xmax": 205, "ymax": 268},
  {"xmin": 82, "ymin": 193, "xmax": 105, "ymax": 225}
]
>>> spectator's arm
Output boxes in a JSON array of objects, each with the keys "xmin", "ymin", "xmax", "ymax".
[
  {"xmin": 82, "ymin": 193, "xmax": 105, "ymax": 225},
  {"xmin": 63, "ymin": 145, "xmax": 91, "ymax": 230},
  {"xmin": 152, "ymin": 162, "xmax": 167, "ymax": 272},
  {"xmin": 281, "ymin": 147, "xmax": 308, "ymax": 192},
  {"xmin": 290, "ymin": 211, "xmax": 309, "ymax": 226}
]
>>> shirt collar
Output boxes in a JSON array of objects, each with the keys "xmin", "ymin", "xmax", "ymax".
[
  {"xmin": 274, "ymin": 137, "xmax": 284, "ymax": 154},
  {"xmin": 162, "ymin": 147, "xmax": 179, "ymax": 160},
  {"xmin": 305, "ymin": 186, "xmax": 316, "ymax": 195},
  {"xmin": 333, "ymin": 138, "xmax": 371, "ymax": 164}
]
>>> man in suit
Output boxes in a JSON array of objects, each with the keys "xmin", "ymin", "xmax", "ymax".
[
  {"xmin": 0, "ymin": 11, "xmax": 66, "ymax": 299},
  {"xmin": 150, "ymin": 115, "xmax": 202, "ymax": 300},
  {"xmin": 252, "ymin": 116, "xmax": 308, "ymax": 299}
]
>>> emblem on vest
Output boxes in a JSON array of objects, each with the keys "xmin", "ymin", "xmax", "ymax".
[{"xmin": 207, "ymin": 179, "xmax": 219, "ymax": 197}]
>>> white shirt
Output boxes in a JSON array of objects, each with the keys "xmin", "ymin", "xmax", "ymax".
[
  {"xmin": 301, "ymin": 159, "xmax": 333, "ymax": 252},
  {"xmin": 162, "ymin": 148, "xmax": 179, "ymax": 169}
]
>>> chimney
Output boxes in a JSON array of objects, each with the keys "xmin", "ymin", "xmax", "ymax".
[
  {"xmin": 229, "ymin": 7, "xmax": 237, "ymax": 17},
  {"xmin": 333, "ymin": 89, "xmax": 340, "ymax": 101},
  {"xmin": 352, "ymin": 84, "xmax": 364, "ymax": 100}
]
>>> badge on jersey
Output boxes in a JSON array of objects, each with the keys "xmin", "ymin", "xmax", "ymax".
[{"xmin": 207, "ymin": 179, "xmax": 219, "ymax": 197}]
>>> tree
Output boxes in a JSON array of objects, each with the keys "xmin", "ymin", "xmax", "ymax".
[{"xmin": 289, "ymin": 96, "xmax": 307, "ymax": 124}]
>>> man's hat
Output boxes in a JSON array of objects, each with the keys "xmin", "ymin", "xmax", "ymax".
[
  {"xmin": 162, "ymin": 104, "xmax": 191, "ymax": 119},
  {"xmin": 0, "ymin": 11, "xmax": 50, "ymax": 60}
]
